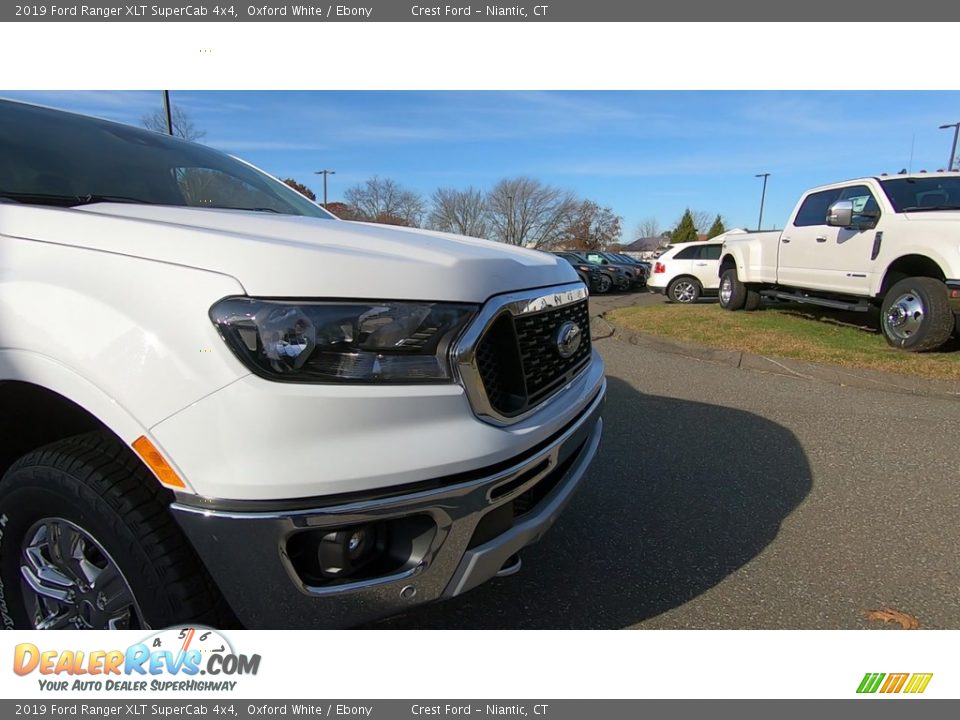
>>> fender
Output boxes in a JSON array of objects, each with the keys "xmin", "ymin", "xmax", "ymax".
[
  {"xmin": 722, "ymin": 231, "xmax": 782, "ymax": 284},
  {"xmin": 0, "ymin": 350, "xmax": 144, "ymax": 441},
  {"xmin": 0, "ymin": 350, "xmax": 197, "ymax": 492},
  {"xmin": 873, "ymin": 251, "xmax": 953, "ymax": 298},
  {"xmin": 0, "ymin": 235, "xmax": 249, "ymax": 427}
]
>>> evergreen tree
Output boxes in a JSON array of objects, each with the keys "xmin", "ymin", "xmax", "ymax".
[
  {"xmin": 707, "ymin": 214, "xmax": 726, "ymax": 238},
  {"xmin": 672, "ymin": 209, "xmax": 698, "ymax": 243}
]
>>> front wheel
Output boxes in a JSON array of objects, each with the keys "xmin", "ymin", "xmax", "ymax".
[
  {"xmin": 667, "ymin": 277, "xmax": 702, "ymax": 304},
  {"xmin": 0, "ymin": 432, "xmax": 230, "ymax": 629},
  {"xmin": 879, "ymin": 277, "xmax": 954, "ymax": 352},
  {"xmin": 719, "ymin": 268, "xmax": 747, "ymax": 310},
  {"xmin": 595, "ymin": 274, "xmax": 612, "ymax": 294}
]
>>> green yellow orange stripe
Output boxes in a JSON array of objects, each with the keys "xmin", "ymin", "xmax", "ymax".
[
  {"xmin": 857, "ymin": 673, "xmax": 885, "ymax": 693},
  {"xmin": 880, "ymin": 673, "xmax": 909, "ymax": 693},
  {"xmin": 857, "ymin": 672, "xmax": 932, "ymax": 694},
  {"xmin": 903, "ymin": 673, "xmax": 933, "ymax": 694}
]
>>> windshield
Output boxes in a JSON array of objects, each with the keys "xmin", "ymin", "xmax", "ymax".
[
  {"xmin": 0, "ymin": 100, "xmax": 335, "ymax": 218},
  {"xmin": 880, "ymin": 176, "xmax": 960, "ymax": 212}
]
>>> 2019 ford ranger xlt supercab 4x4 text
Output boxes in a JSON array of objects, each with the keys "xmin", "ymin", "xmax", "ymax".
[{"xmin": 0, "ymin": 99, "xmax": 605, "ymax": 630}]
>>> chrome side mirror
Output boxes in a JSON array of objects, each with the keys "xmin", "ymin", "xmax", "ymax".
[{"xmin": 827, "ymin": 200, "xmax": 854, "ymax": 227}]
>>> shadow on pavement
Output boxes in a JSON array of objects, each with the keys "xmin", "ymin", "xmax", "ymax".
[{"xmin": 370, "ymin": 375, "xmax": 812, "ymax": 629}]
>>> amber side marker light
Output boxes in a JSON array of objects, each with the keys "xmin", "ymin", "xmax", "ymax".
[{"xmin": 132, "ymin": 436, "xmax": 187, "ymax": 489}]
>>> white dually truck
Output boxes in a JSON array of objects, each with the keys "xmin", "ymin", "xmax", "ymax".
[
  {"xmin": 718, "ymin": 174, "xmax": 960, "ymax": 351},
  {"xmin": 0, "ymin": 100, "xmax": 605, "ymax": 629}
]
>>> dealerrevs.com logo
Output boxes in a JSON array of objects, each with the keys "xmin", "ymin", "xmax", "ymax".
[
  {"xmin": 13, "ymin": 627, "xmax": 261, "ymax": 692},
  {"xmin": 857, "ymin": 673, "xmax": 933, "ymax": 695}
]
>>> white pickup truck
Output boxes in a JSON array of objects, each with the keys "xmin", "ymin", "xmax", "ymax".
[
  {"xmin": 0, "ymin": 99, "xmax": 606, "ymax": 629},
  {"xmin": 718, "ymin": 174, "xmax": 960, "ymax": 351}
]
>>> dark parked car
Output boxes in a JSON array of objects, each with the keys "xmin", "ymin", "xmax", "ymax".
[
  {"xmin": 606, "ymin": 253, "xmax": 650, "ymax": 287},
  {"xmin": 583, "ymin": 251, "xmax": 644, "ymax": 289},
  {"xmin": 562, "ymin": 251, "xmax": 634, "ymax": 291},
  {"xmin": 553, "ymin": 252, "xmax": 615, "ymax": 293}
]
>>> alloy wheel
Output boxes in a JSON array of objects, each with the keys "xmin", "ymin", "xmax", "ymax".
[
  {"xmin": 19, "ymin": 518, "xmax": 144, "ymax": 629},
  {"xmin": 672, "ymin": 280, "xmax": 697, "ymax": 303}
]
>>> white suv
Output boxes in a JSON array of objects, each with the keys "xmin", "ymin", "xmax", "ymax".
[
  {"xmin": 648, "ymin": 239, "xmax": 724, "ymax": 303},
  {"xmin": 0, "ymin": 100, "xmax": 606, "ymax": 630}
]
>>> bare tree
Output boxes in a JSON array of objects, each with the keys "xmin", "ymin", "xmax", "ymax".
[
  {"xmin": 562, "ymin": 200, "xmax": 623, "ymax": 251},
  {"xmin": 142, "ymin": 105, "xmax": 206, "ymax": 142},
  {"xmin": 690, "ymin": 210, "xmax": 713, "ymax": 236},
  {"xmin": 343, "ymin": 176, "xmax": 426, "ymax": 227},
  {"xmin": 634, "ymin": 217, "xmax": 661, "ymax": 239},
  {"xmin": 486, "ymin": 177, "xmax": 578, "ymax": 248},
  {"xmin": 428, "ymin": 187, "xmax": 489, "ymax": 238}
]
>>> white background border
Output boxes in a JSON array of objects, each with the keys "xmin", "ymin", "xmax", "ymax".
[
  {"xmin": 2, "ymin": 629, "xmax": 956, "ymax": 699},
  {"xmin": 1, "ymin": 18, "xmax": 958, "ymax": 701},
  {"xmin": 2, "ymin": 22, "xmax": 958, "ymax": 90}
]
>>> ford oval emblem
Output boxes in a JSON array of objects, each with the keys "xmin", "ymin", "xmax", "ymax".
[{"xmin": 554, "ymin": 321, "xmax": 582, "ymax": 359}]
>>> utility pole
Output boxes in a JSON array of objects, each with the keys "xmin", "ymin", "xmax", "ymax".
[
  {"xmin": 314, "ymin": 169, "xmax": 336, "ymax": 206},
  {"xmin": 162, "ymin": 90, "xmax": 174, "ymax": 136},
  {"xmin": 755, "ymin": 173, "xmax": 770, "ymax": 231},
  {"xmin": 938, "ymin": 122, "xmax": 960, "ymax": 171}
]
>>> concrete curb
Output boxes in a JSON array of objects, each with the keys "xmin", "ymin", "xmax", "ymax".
[{"xmin": 603, "ymin": 321, "xmax": 960, "ymax": 402}]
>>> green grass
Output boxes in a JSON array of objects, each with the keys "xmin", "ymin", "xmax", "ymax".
[{"xmin": 607, "ymin": 302, "xmax": 960, "ymax": 381}]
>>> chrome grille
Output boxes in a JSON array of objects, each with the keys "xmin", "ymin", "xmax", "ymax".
[
  {"xmin": 514, "ymin": 299, "xmax": 592, "ymax": 406},
  {"xmin": 473, "ymin": 298, "xmax": 591, "ymax": 418},
  {"xmin": 454, "ymin": 283, "xmax": 591, "ymax": 426}
]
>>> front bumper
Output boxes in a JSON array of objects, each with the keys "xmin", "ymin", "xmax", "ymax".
[
  {"xmin": 947, "ymin": 280, "xmax": 960, "ymax": 313},
  {"xmin": 170, "ymin": 382, "xmax": 605, "ymax": 629}
]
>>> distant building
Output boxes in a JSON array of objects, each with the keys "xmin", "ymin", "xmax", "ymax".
[
  {"xmin": 622, "ymin": 236, "xmax": 666, "ymax": 252},
  {"xmin": 622, "ymin": 236, "xmax": 669, "ymax": 260}
]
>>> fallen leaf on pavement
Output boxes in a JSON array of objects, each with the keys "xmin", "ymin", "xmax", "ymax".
[{"xmin": 864, "ymin": 608, "xmax": 921, "ymax": 630}]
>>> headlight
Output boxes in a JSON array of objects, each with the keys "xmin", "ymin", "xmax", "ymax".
[{"xmin": 210, "ymin": 297, "xmax": 476, "ymax": 383}]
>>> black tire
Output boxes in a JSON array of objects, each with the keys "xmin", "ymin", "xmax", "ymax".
[
  {"xmin": 667, "ymin": 277, "xmax": 702, "ymax": 304},
  {"xmin": 0, "ymin": 431, "xmax": 231, "ymax": 629},
  {"xmin": 744, "ymin": 288, "xmax": 762, "ymax": 311},
  {"xmin": 879, "ymin": 277, "xmax": 954, "ymax": 352},
  {"xmin": 595, "ymin": 273, "xmax": 612, "ymax": 294},
  {"xmin": 719, "ymin": 268, "xmax": 747, "ymax": 311}
]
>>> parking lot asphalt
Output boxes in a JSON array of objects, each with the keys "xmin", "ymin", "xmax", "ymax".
[{"xmin": 375, "ymin": 290, "xmax": 960, "ymax": 629}]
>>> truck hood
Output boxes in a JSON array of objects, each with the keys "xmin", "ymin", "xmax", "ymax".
[{"xmin": 0, "ymin": 203, "xmax": 578, "ymax": 302}]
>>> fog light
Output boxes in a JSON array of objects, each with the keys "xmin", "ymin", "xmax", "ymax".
[{"xmin": 318, "ymin": 524, "xmax": 383, "ymax": 578}]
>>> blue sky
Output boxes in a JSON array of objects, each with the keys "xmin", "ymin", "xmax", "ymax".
[{"xmin": 5, "ymin": 90, "xmax": 960, "ymax": 238}]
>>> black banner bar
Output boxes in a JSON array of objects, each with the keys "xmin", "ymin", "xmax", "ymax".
[{"xmin": 0, "ymin": 1, "xmax": 948, "ymax": 22}]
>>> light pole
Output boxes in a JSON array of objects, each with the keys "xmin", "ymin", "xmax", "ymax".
[
  {"xmin": 755, "ymin": 173, "xmax": 770, "ymax": 231},
  {"xmin": 938, "ymin": 123, "xmax": 960, "ymax": 171},
  {"xmin": 314, "ymin": 169, "xmax": 336, "ymax": 206}
]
